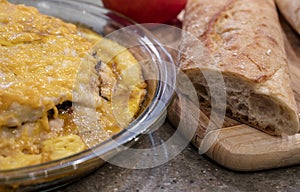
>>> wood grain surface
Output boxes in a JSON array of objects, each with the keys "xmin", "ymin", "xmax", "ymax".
[{"xmin": 167, "ymin": 15, "xmax": 300, "ymax": 171}]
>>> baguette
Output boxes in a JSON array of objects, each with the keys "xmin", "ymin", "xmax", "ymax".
[
  {"xmin": 180, "ymin": 0, "xmax": 299, "ymax": 135},
  {"xmin": 276, "ymin": 0, "xmax": 300, "ymax": 35}
]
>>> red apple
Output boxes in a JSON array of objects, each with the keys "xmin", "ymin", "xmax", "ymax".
[{"xmin": 102, "ymin": 0, "xmax": 187, "ymax": 23}]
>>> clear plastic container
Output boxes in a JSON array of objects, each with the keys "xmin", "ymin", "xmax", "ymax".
[{"xmin": 1, "ymin": 0, "xmax": 176, "ymax": 191}]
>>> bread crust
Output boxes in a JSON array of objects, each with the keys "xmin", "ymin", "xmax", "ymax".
[
  {"xmin": 276, "ymin": 0, "xmax": 300, "ymax": 35},
  {"xmin": 181, "ymin": 0, "xmax": 299, "ymax": 135}
]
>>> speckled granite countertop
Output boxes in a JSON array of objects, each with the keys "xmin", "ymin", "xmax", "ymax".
[{"xmin": 55, "ymin": 122, "xmax": 300, "ymax": 192}]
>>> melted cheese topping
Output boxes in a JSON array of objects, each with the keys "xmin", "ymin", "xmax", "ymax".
[
  {"xmin": 0, "ymin": 0, "xmax": 146, "ymax": 170},
  {"xmin": 0, "ymin": 0, "xmax": 94, "ymax": 128}
]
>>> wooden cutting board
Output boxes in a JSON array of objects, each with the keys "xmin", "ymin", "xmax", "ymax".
[{"xmin": 167, "ymin": 15, "xmax": 300, "ymax": 171}]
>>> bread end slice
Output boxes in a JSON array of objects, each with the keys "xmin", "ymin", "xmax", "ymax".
[
  {"xmin": 181, "ymin": 0, "xmax": 299, "ymax": 136},
  {"xmin": 183, "ymin": 67, "xmax": 299, "ymax": 136}
]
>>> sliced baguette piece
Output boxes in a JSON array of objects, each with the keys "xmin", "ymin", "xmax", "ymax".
[
  {"xmin": 180, "ymin": 0, "xmax": 299, "ymax": 135},
  {"xmin": 276, "ymin": 0, "xmax": 300, "ymax": 35}
]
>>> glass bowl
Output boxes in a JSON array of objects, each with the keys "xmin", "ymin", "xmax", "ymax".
[{"xmin": 1, "ymin": 0, "xmax": 176, "ymax": 191}]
